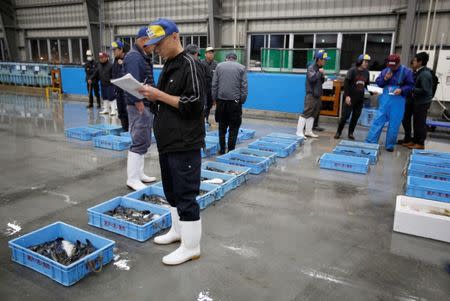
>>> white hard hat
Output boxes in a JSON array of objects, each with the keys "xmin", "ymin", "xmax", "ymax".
[{"xmin": 86, "ymin": 49, "xmax": 93, "ymax": 56}]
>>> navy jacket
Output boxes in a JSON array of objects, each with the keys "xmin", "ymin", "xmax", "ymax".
[
  {"xmin": 306, "ymin": 63, "xmax": 325, "ymax": 98},
  {"xmin": 375, "ymin": 65, "xmax": 415, "ymax": 98},
  {"xmin": 89, "ymin": 61, "xmax": 113, "ymax": 85},
  {"xmin": 123, "ymin": 44, "xmax": 155, "ymax": 105},
  {"xmin": 112, "ymin": 57, "xmax": 126, "ymax": 99}
]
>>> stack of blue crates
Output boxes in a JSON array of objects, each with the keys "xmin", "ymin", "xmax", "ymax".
[{"xmin": 405, "ymin": 149, "xmax": 450, "ymax": 203}]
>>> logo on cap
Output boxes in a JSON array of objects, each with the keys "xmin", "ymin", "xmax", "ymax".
[{"xmin": 147, "ymin": 25, "xmax": 166, "ymax": 40}]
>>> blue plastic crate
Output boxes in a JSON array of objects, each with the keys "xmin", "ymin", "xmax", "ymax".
[
  {"xmin": 201, "ymin": 169, "xmax": 238, "ymax": 198},
  {"xmin": 338, "ymin": 140, "xmax": 380, "ymax": 151},
  {"xmin": 248, "ymin": 140, "xmax": 296, "ymax": 158},
  {"xmin": 152, "ymin": 181, "xmax": 220, "ymax": 209},
  {"xmin": 260, "ymin": 136, "xmax": 300, "ymax": 147},
  {"xmin": 87, "ymin": 197, "xmax": 171, "ymax": 242},
  {"xmin": 406, "ymin": 176, "xmax": 450, "ymax": 203},
  {"xmin": 65, "ymin": 127, "xmax": 104, "ymax": 141},
  {"xmin": 216, "ymin": 152, "xmax": 271, "ymax": 175},
  {"xmin": 120, "ymin": 132, "xmax": 131, "ymax": 138},
  {"xmin": 410, "ymin": 154, "xmax": 450, "ymax": 169},
  {"xmin": 230, "ymin": 147, "xmax": 277, "ymax": 165},
  {"xmin": 411, "ymin": 149, "xmax": 450, "ymax": 159},
  {"xmin": 89, "ymin": 124, "xmax": 123, "ymax": 136},
  {"xmin": 407, "ymin": 163, "xmax": 450, "ymax": 182},
  {"xmin": 201, "ymin": 142, "xmax": 218, "ymax": 158},
  {"xmin": 266, "ymin": 132, "xmax": 304, "ymax": 145},
  {"xmin": 359, "ymin": 108, "xmax": 377, "ymax": 127},
  {"xmin": 319, "ymin": 153, "xmax": 370, "ymax": 174},
  {"xmin": 205, "ymin": 135, "xmax": 219, "ymax": 146},
  {"xmin": 332, "ymin": 146, "xmax": 378, "ymax": 165},
  {"xmin": 92, "ymin": 135, "xmax": 131, "ymax": 151},
  {"xmin": 125, "ymin": 184, "xmax": 170, "ymax": 207},
  {"xmin": 8, "ymin": 221, "xmax": 115, "ymax": 286},
  {"xmin": 201, "ymin": 161, "xmax": 250, "ymax": 186},
  {"xmin": 206, "ymin": 131, "xmax": 245, "ymax": 144},
  {"xmin": 239, "ymin": 128, "xmax": 256, "ymax": 140}
]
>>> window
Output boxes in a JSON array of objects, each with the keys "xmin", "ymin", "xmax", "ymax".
[
  {"xmin": 293, "ymin": 34, "xmax": 314, "ymax": 68},
  {"xmin": 250, "ymin": 35, "xmax": 266, "ymax": 63},
  {"xmin": 71, "ymin": 38, "xmax": 81, "ymax": 64},
  {"xmin": 366, "ymin": 33, "xmax": 392, "ymax": 71},
  {"xmin": 49, "ymin": 39, "xmax": 59, "ymax": 63},
  {"xmin": 30, "ymin": 40, "xmax": 39, "ymax": 61},
  {"xmin": 316, "ymin": 34, "xmax": 337, "ymax": 49},
  {"xmin": 341, "ymin": 34, "xmax": 365, "ymax": 70},
  {"xmin": 269, "ymin": 35, "xmax": 284, "ymax": 48},
  {"xmin": 0, "ymin": 39, "xmax": 4, "ymax": 61},
  {"xmin": 179, "ymin": 35, "xmax": 207, "ymax": 48},
  {"xmin": 60, "ymin": 39, "xmax": 69, "ymax": 64},
  {"xmin": 81, "ymin": 38, "xmax": 89, "ymax": 62},
  {"xmin": 200, "ymin": 36, "xmax": 207, "ymax": 48},
  {"xmin": 39, "ymin": 40, "xmax": 48, "ymax": 62}
]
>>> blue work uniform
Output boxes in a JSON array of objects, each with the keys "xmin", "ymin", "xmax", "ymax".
[{"xmin": 366, "ymin": 65, "xmax": 414, "ymax": 150}]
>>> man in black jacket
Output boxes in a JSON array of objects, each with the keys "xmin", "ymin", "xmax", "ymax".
[
  {"xmin": 89, "ymin": 52, "xmax": 116, "ymax": 115},
  {"xmin": 408, "ymin": 52, "xmax": 434, "ymax": 150},
  {"xmin": 334, "ymin": 54, "xmax": 371, "ymax": 140},
  {"xmin": 138, "ymin": 19, "xmax": 206, "ymax": 266},
  {"xmin": 111, "ymin": 40, "xmax": 128, "ymax": 131},
  {"xmin": 84, "ymin": 50, "xmax": 100, "ymax": 109},
  {"xmin": 202, "ymin": 47, "xmax": 217, "ymax": 126}
]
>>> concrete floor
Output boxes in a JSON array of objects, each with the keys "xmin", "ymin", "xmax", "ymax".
[{"xmin": 0, "ymin": 92, "xmax": 449, "ymax": 301}]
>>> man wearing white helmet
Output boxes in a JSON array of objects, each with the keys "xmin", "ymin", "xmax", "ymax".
[{"xmin": 84, "ymin": 50, "xmax": 101, "ymax": 109}]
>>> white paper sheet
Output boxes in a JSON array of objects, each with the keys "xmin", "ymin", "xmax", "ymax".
[
  {"xmin": 367, "ymin": 85, "xmax": 383, "ymax": 94},
  {"xmin": 322, "ymin": 80, "xmax": 333, "ymax": 90},
  {"xmin": 110, "ymin": 73, "xmax": 144, "ymax": 99}
]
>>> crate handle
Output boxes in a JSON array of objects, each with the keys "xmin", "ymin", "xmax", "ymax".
[
  {"xmin": 153, "ymin": 221, "xmax": 164, "ymax": 232},
  {"xmin": 87, "ymin": 254, "xmax": 103, "ymax": 273}
]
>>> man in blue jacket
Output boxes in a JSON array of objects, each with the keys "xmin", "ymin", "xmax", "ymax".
[
  {"xmin": 366, "ymin": 54, "xmax": 414, "ymax": 152},
  {"xmin": 123, "ymin": 26, "xmax": 157, "ymax": 190}
]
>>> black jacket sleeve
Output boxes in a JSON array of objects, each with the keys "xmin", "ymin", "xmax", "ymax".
[{"xmin": 178, "ymin": 55, "xmax": 205, "ymax": 119}]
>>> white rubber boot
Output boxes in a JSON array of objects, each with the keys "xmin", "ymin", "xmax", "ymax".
[
  {"xmin": 305, "ymin": 117, "xmax": 319, "ymax": 138},
  {"xmin": 296, "ymin": 116, "xmax": 306, "ymax": 138},
  {"xmin": 162, "ymin": 220, "xmax": 201, "ymax": 266},
  {"xmin": 99, "ymin": 100, "xmax": 110, "ymax": 114},
  {"xmin": 126, "ymin": 151, "xmax": 147, "ymax": 191},
  {"xmin": 140, "ymin": 154, "xmax": 156, "ymax": 183},
  {"xmin": 154, "ymin": 207, "xmax": 181, "ymax": 245},
  {"xmin": 110, "ymin": 100, "xmax": 117, "ymax": 116}
]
